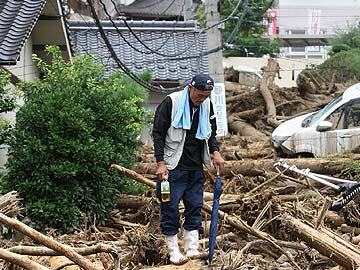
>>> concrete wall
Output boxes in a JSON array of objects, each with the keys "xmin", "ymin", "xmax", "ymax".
[{"xmin": 223, "ymin": 56, "xmax": 324, "ymax": 88}]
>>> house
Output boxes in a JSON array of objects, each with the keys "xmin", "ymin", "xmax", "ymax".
[
  {"xmin": 0, "ymin": 0, "xmax": 72, "ymax": 167},
  {"xmin": 68, "ymin": 19, "xmax": 209, "ymax": 105},
  {"xmin": 65, "ymin": 0, "xmax": 215, "ymax": 143}
]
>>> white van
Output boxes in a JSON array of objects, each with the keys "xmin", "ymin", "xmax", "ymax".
[{"xmin": 272, "ymin": 82, "xmax": 360, "ymax": 157}]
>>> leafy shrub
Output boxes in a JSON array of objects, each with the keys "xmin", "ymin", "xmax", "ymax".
[
  {"xmin": 315, "ymin": 48, "xmax": 360, "ymax": 83},
  {"xmin": 330, "ymin": 24, "xmax": 360, "ymax": 50},
  {"xmin": 2, "ymin": 46, "xmax": 148, "ymax": 232},
  {"xmin": 329, "ymin": 44, "xmax": 351, "ymax": 56}
]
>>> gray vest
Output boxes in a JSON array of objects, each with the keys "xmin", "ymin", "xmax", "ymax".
[{"xmin": 164, "ymin": 90, "xmax": 212, "ymax": 170}]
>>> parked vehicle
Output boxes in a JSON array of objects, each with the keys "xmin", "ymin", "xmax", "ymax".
[{"xmin": 272, "ymin": 82, "xmax": 360, "ymax": 157}]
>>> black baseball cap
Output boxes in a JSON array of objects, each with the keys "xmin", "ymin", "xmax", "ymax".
[{"xmin": 190, "ymin": 73, "xmax": 214, "ymax": 91}]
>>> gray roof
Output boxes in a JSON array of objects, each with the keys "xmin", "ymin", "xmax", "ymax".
[
  {"xmin": 68, "ymin": 19, "xmax": 209, "ymax": 85},
  {"xmin": 118, "ymin": 0, "xmax": 185, "ymax": 18},
  {"xmin": 0, "ymin": 0, "xmax": 46, "ymax": 65}
]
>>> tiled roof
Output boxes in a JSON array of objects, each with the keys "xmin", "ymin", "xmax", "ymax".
[
  {"xmin": 68, "ymin": 20, "xmax": 209, "ymax": 86},
  {"xmin": 0, "ymin": 0, "xmax": 46, "ymax": 65},
  {"xmin": 118, "ymin": 0, "xmax": 185, "ymax": 18}
]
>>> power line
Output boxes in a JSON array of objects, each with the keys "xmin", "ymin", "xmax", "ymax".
[
  {"xmin": 102, "ymin": 0, "xmax": 244, "ymax": 58},
  {"xmin": 73, "ymin": 1, "xmax": 247, "ymax": 67},
  {"xmin": 103, "ymin": 0, "xmax": 192, "ymax": 57},
  {"xmin": 86, "ymin": 0, "xmax": 183, "ymax": 93},
  {"xmin": 226, "ymin": 0, "xmax": 248, "ymax": 44},
  {"xmin": 113, "ymin": 0, "xmax": 186, "ymax": 50}
]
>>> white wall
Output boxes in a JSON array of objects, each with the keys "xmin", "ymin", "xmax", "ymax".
[
  {"xmin": 223, "ymin": 56, "xmax": 324, "ymax": 88},
  {"xmin": 0, "ymin": 38, "xmax": 39, "ymax": 169}
]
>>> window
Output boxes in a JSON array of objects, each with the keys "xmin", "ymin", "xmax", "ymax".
[
  {"xmin": 347, "ymin": 101, "xmax": 360, "ymax": 128},
  {"xmin": 287, "ymin": 30, "xmax": 306, "ymax": 35},
  {"xmin": 291, "ymin": 47, "xmax": 306, "ymax": 52},
  {"xmin": 326, "ymin": 106, "xmax": 345, "ymax": 130}
]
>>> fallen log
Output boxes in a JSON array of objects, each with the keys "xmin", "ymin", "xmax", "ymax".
[
  {"xmin": 111, "ymin": 164, "xmax": 156, "ymax": 188},
  {"xmin": 225, "ymin": 157, "xmax": 349, "ymax": 177},
  {"xmin": 281, "ymin": 213, "xmax": 360, "ymax": 269},
  {"xmin": 227, "ymin": 114, "xmax": 268, "ymax": 140},
  {"xmin": 224, "ymin": 81, "xmax": 242, "ymax": 93},
  {"xmin": 231, "ymin": 108, "xmax": 264, "ymax": 122},
  {"xmin": 259, "ymin": 58, "xmax": 280, "ymax": 127},
  {"xmin": 133, "ymin": 156, "xmax": 351, "ymax": 177},
  {"xmin": 111, "ymin": 164, "xmax": 242, "ymax": 201},
  {"xmin": 220, "ymin": 148, "xmax": 271, "ymax": 160},
  {"xmin": 0, "ymin": 213, "xmax": 102, "ymax": 270},
  {"xmin": 116, "ymin": 194, "xmax": 152, "ymax": 209},
  {"xmin": 8, "ymin": 243, "xmax": 117, "ymax": 256},
  {"xmin": 0, "ymin": 248, "xmax": 50, "ymax": 270},
  {"xmin": 226, "ymin": 90, "xmax": 259, "ymax": 103}
]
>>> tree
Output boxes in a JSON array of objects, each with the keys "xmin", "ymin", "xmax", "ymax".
[
  {"xmin": 220, "ymin": 0, "xmax": 280, "ymax": 57},
  {"xmin": 307, "ymin": 24, "xmax": 360, "ymax": 83},
  {"xmin": 2, "ymin": 46, "xmax": 148, "ymax": 232},
  {"xmin": 329, "ymin": 24, "xmax": 360, "ymax": 55}
]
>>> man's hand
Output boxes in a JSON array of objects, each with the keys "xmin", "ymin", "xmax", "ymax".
[
  {"xmin": 156, "ymin": 161, "xmax": 169, "ymax": 180},
  {"xmin": 212, "ymin": 151, "xmax": 225, "ymax": 174}
]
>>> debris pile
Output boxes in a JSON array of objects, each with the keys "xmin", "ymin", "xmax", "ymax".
[{"xmin": 1, "ymin": 58, "xmax": 360, "ymax": 270}]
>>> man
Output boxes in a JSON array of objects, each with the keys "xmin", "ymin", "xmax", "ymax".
[{"xmin": 152, "ymin": 73, "xmax": 225, "ymax": 265}]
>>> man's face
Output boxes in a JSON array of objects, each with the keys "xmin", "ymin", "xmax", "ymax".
[{"xmin": 189, "ymin": 85, "xmax": 212, "ymax": 106}]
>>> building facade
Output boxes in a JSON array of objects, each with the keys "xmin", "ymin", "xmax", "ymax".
[{"xmin": 274, "ymin": 0, "xmax": 360, "ymax": 59}]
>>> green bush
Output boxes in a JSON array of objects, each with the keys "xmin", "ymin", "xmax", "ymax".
[
  {"xmin": 329, "ymin": 44, "xmax": 351, "ymax": 56},
  {"xmin": 330, "ymin": 24, "xmax": 360, "ymax": 50},
  {"xmin": 2, "ymin": 46, "xmax": 148, "ymax": 232},
  {"xmin": 316, "ymin": 48, "xmax": 360, "ymax": 83}
]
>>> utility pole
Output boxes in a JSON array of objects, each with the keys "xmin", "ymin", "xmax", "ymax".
[
  {"xmin": 206, "ymin": 0, "xmax": 224, "ymax": 83},
  {"xmin": 183, "ymin": 0, "xmax": 193, "ymax": 21},
  {"xmin": 206, "ymin": 0, "xmax": 227, "ymax": 137}
]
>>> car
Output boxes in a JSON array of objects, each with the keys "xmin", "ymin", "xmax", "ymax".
[{"xmin": 272, "ymin": 82, "xmax": 360, "ymax": 157}]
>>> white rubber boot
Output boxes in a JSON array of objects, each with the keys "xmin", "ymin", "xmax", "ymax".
[
  {"xmin": 164, "ymin": 234, "xmax": 189, "ymax": 265},
  {"xmin": 183, "ymin": 229, "xmax": 201, "ymax": 258}
]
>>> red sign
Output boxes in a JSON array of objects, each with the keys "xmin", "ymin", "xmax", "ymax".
[{"xmin": 264, "ymin": 9, "xmax": 277, "ymax": 35}]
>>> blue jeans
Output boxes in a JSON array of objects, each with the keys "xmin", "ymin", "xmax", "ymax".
[{"xmin": 156, "ymin": 167, "xmax": 205, "ymax": 235}]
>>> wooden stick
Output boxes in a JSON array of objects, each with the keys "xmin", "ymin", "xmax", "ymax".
[
  {"xmin": 8, "ymin": 243, "xmax": 117, "ymax": 256},
  {"xmin": 315, "ymin": 197, "xmax": 332, "ymax": 229},
  {"xmin": 111, "ymin": 164, "xmax": 156, "ymax": 188},
  {"xmin": 247, "ymin": 169, "xmax": 285, "ymax": 194},
  {"xmin": 0, "ymin": 248, "xmax": 50, "ymax": 270}
]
